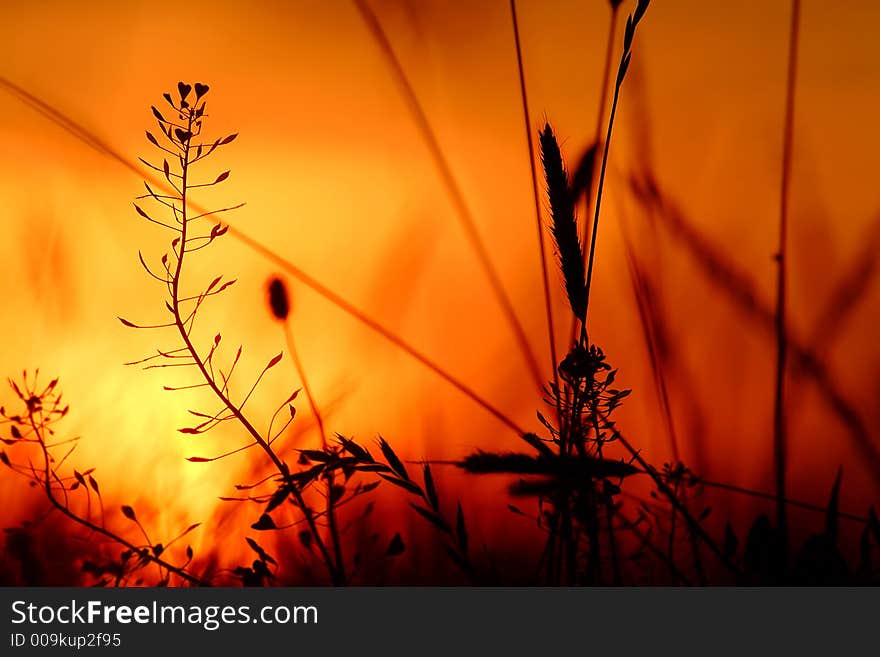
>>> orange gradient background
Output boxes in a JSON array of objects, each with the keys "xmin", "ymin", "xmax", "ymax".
[{"xmin": 1, "ymin": 0, "xmax": 879, "ymax": 580}]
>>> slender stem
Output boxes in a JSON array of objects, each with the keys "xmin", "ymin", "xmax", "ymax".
[
  {"xmin": 352, "ymin": 0, "xmax": 544, "ymax": 392},
  {"xmin": 564, "ymin": 504, "xmax": 578, "ymax": 585},
  {"xmin": 623, "ymin": 239, "xmax": 681, "ymax": 462},
  {"xmin": 774, "ymin": 0, "xmax": 800, "ymax": 551},
  {"xmin": 686, "ymin": 487, "xmax": 708, "ymax": 585},
  {"xmin": 283, "ymin": 323, "xmax": 328, "ymax": 448},
  {"xmin": 27, "ymin": 411, "xmax": 204, "ymax": 586},
  {"xmin": 593, "ymin": 415, "xmax": 621, "ymax": 585},
  {"xmin": 583, "ymin": 82, "xmax": 622, "ymax": 337},
  {"xmin": 667, "ymin": 479, "xmax": 678, "ymax": 581},
  {"xmin": 510, "ymin": 0, "xmax": 560, "ymax": 396},
  {"xmin": 613, "ymin": 428, "xmax": 740, "ymax": 576},
  {"xmin": 539, "ymin": 526, "xmax": 556, "ymax": 585},
  {"xmin": 282, "ymin": 321, "xmax": 346, "ymax": 585},
  {"xmin": 232, "ymin": 225, "xmax": 525, "ymax": 435},
  {"xmin": 688, "ymin": 474, "xmax": 872, "ymax": 524},
  {"xmin": 614, "ymin": 508, "xmax": 693, "ymax": 585},
  {"xmin": 639, "ymin": 183, "xmax": 880, "ymax": 480},
  {"xmin": 170, "ymin": 113, "xmax": 339, "ymax": 584},
  {"xmin": 584, "ymin": 484, "xmax": 600, "ymax": 584},
  {"xmin": 570, "ymin": 4, "xmax": 620, "ymax": 347}
]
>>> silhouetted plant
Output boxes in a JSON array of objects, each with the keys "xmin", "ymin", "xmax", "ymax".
[
  {"xmin": 0, "ymin": 372, "xmax": 204, "ymax": 585},
  {"xmin": 294, "ymin": 435, "xmax": 474, "ymax": 578},
  {"xmin": 123, "ymin": 82, "xmax": 469, "ymax": 586},
  {"xmin": 455, "ymin": 1, "xmax": 752, "ymax": 585},
  {"xmin": 229, "ymin": 537, "xmax": 278, "ymax": 586},
  {"xmin": 446, "ymin": 127, "xmax": 643, "ymax": 584},
  {"xmin": 452, "ymin": 1, "xmax": 654, "ymax": 585},
  {"xmin": 583, "ymin": 0, "xmax": 650, "ymax": 329},
  {"xmin": 264, "ymin": 277, "xmax": 345, "ymax": 582},
  {"xmin": 123, "ymin": 81, "xmax": 347, "ymax": 584},
  {"xmin": 771, "ymin": 0, "xmax": 801, "ymax": 568}
]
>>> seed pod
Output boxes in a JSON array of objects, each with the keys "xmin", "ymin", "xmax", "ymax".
[{"xmin": 267, "ymin": 277, "xmax": 290, "ymax": 320}]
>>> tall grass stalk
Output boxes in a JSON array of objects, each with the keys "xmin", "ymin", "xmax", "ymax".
[
  {"xmin": 509, "ymin": 0, "xmax": 560, "ymax": 400},
  {"xmin": 508, "ymin": 0, "xmax": 651, "ymax": 585},
  {"xmin": 629, "ymin": 173, "xmax": 880, "ymax": 480},
  {"xmin": 352, "ymin": 0, "xmax": 544, "ymax": 391},
  {"xmin": 773, "ymin": 0, "xmax": 801, "ymax": 553},
  {"xmin": 623, "ymin": 235, "xmax": 680, "ymax": 462},
  {"xmin": 583, "ymin": 0, "xmax": 650, "ymax": 339},
  {"xmin": 569, "ymin": 0, "xmax": 622, "ymax": 347},
  {"xmin": 269, "ymin": 277, "xmax": 346, "ymax": 584},
  {"xmin": 611, "ymin": 429, "xmax": 740, "ymax": 575}
]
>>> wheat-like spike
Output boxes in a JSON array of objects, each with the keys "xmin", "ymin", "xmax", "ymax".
[{"xmin": 540, "ymin": 123, "xmax": 587, "ymax": 323}]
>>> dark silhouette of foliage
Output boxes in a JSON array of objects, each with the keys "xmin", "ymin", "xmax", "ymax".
[
  {"xmin": 3, "ymin": 0, "xmax": 879, "ymax": 587},
  {"xmin": 1, "ymin": 372, "xmax": 204, "ymax": 586}
]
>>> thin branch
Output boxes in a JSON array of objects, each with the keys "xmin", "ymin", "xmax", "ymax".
[
  {"xmin": 166, "ymin": 109, "xmax": 341, "ymax": 585},
  {"xmin": 24, "ymin": 409, "xmax": 204, "ymax": 585},
  {"xmin": 282, "ymin": 319, "xmax": 345, "ymax": 584}
]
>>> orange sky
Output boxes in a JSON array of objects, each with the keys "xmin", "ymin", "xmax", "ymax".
[{"xmin": 1, "ymin": 0, "xmax": 879, "ymax": 570}]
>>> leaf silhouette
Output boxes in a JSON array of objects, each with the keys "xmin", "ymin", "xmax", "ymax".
[
  {"xmin": 379, "ymin": 436, "xmax": 408, "ymax": 480},
  {"xmin": 456, "ymin": 501, "xmax": 468, "ymax": 555},
  {"xmin": 251, "ymin": 514, "xmax": 277, "ymax": 531},
  {"xmin": 385, "ymin": 532, "xmax": 405, "ymax": 557},
  {"xmin": 246, "ymin": 537, "xmax": 277, "ymax": 565},
  {"xmin": 410, "ymin": 503, "xmax": 451, "ymax": 534},
  {"xmin": 424, "ymin": 463, "xmax": 439, "ymax": 511}
]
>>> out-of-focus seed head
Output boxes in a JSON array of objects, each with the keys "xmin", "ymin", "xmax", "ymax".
[{"xmin": 267, "ymin": 277, "xmax": 290, "ymax": 320}]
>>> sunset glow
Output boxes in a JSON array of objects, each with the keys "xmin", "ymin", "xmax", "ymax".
[{"xmin": 2, "ymin": 0, "xmax": 879, "ymax": 585}]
